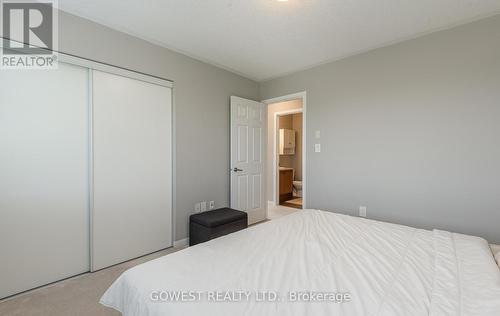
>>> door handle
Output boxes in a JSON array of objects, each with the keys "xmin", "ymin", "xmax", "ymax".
[{"xmin": 232, "ymin": 167, "xmax": 243, "ymax": 172}]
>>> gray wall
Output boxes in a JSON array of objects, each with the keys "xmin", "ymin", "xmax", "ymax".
[
  {"xmin": 260, "ymin": 15, "xmax": 500, "ymax": 243},
  {"xmin": 58, "ymin": 11, "xmax": 260, "ymax": 241}
]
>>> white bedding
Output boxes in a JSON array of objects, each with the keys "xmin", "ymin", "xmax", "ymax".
[{"xmin": 101, "ymin": 210, "xmax": 500, "ymax": 316}]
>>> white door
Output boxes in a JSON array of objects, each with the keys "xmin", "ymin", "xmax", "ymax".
[
  {"xmin": 230, "ymin": 96, "xmax": 266, "ymax": 224},
  {"xmin": 92, "ymin": 70, "xmax": 173, "ymax": 271},
  {"xmin": 0, "ymin": 63, "xmax": 90, "ymax": 298}
]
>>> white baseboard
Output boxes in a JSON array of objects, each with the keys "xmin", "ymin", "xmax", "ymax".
[
  {"xmin": 267, "ymin": 200, "xmax": 276, "ymax": 208},
  {"xmin": 174, "ymin": 238, "xmax": 188, "ymax": 248}
]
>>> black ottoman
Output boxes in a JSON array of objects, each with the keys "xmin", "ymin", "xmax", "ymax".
[{"xmin": 189, "ymin": 208, "xmax": 248, "ymax": 246}]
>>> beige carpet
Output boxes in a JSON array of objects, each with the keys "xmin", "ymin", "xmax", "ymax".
[
  {"xmin": 267, "ymin": 204, "xmax": 298, "ymax": 220},
  {"xmin": 0, "ymin": 247, "xmax": 184, "ymax": 316}
]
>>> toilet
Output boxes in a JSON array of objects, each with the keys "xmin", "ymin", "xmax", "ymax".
[{"xmin": 293, "ymin": 180, "xmax": 302, "ymax": 197}]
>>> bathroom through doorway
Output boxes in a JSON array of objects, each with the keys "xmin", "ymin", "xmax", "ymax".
[
  {"xmin": 263, "ymin": 92, "xmax": 307, "ymax": 217},
  {"xmin": 276, "ymin": 110, "xmax": 303, "ymax": 209}
]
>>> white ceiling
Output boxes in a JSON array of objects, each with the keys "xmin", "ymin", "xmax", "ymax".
[{"xmin": 59, "ymin": 0, "xmax": 500, "ymax": 81}]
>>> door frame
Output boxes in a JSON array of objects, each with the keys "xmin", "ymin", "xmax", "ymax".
[{"xmin": 262, "ymin": 91, "xmax": 307, "ymax": 213}]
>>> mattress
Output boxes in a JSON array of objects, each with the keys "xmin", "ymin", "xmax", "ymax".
[{"xmin": 101, "ymin": 210, "xmax": 500, "ymax": 316}]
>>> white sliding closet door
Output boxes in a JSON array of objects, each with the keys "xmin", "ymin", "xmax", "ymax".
[
  {"xmin": 0, "ymin": 64, "xmax": 90, "ymax": 299},
  {"xmin": 92, "ymin": 70, "xmax": 172, "ymax": 271}
]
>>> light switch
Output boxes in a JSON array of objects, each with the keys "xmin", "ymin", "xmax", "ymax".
[
  {"xmin": 315, "ymin": 130, "xmax": 321, "ymax": 139},
  {"xmin": 314, "ymin": 143, "xmax": 321, "ymax": 153}
]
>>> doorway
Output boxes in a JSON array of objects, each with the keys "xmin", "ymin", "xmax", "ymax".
[
  {"xmin": 276, "ymin": 111, "xmax": 303, "ymax": 209},
  {"xmin": 263, "ymin": 92, "xmax": 307, "ymax": 219}
]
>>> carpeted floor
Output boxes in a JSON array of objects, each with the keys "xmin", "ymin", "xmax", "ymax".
[
  {"xmin": 267, "ymin": 204, "xmax": 298, "ymax": 220},
  {"xmin": 0, "ymin": 246, "xmax": 184, "ymax": 316}
]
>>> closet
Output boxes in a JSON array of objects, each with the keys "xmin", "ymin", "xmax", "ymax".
[
  {"xmin": 0, "ymin": 53, "xmax": 173, "ymax": 298},
  {"xmin": 92, "ymin": 70, "xmax": 173, "ymax": 271}
]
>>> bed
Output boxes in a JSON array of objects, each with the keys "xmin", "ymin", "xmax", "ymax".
[{"xmin": 101, "ymin": 209, "xmax": 500, "ymax": 316}]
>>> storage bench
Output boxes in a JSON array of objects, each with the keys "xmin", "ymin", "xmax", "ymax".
[{"xmin": 189, "ymin": 208, "xmax": 248, "ymax": 246}]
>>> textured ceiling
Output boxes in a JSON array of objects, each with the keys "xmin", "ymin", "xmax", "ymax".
[{"xmin": 59, "ymin": 0, "xmax": 500, "ymax": 81}]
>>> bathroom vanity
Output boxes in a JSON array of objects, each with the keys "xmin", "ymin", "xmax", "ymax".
[{"xmin": 279, "ymin": 167, "xmax": 294, "ymax": 203}]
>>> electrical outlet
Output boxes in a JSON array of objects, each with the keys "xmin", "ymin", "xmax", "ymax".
[
  {"xmin": 315, "ymin": 130, "xmax": 321, "ymax": 139},
  {"xmin": 209, "ymin": 201, "xmax": 215, "ymax": 210},
  {"xmin": 359, "ymin": 206, "xmax": 367, "ymax": 218},
  {"xmin": 194, "ymin": 203, "xmax": 201, "ymax": 213},
  {"xmin": 201, "ymin": 201, "xmax": 207, "ymax": 212}
]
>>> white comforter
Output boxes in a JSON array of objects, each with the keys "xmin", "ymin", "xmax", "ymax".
[{"xmin": 101, "ymin": 210, "xmax": 500, "ymax": 316}]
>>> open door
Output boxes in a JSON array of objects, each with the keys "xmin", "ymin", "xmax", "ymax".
[{"xmin": 230, "ymin": 96, "xmax": 266, "ymax": 224}]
